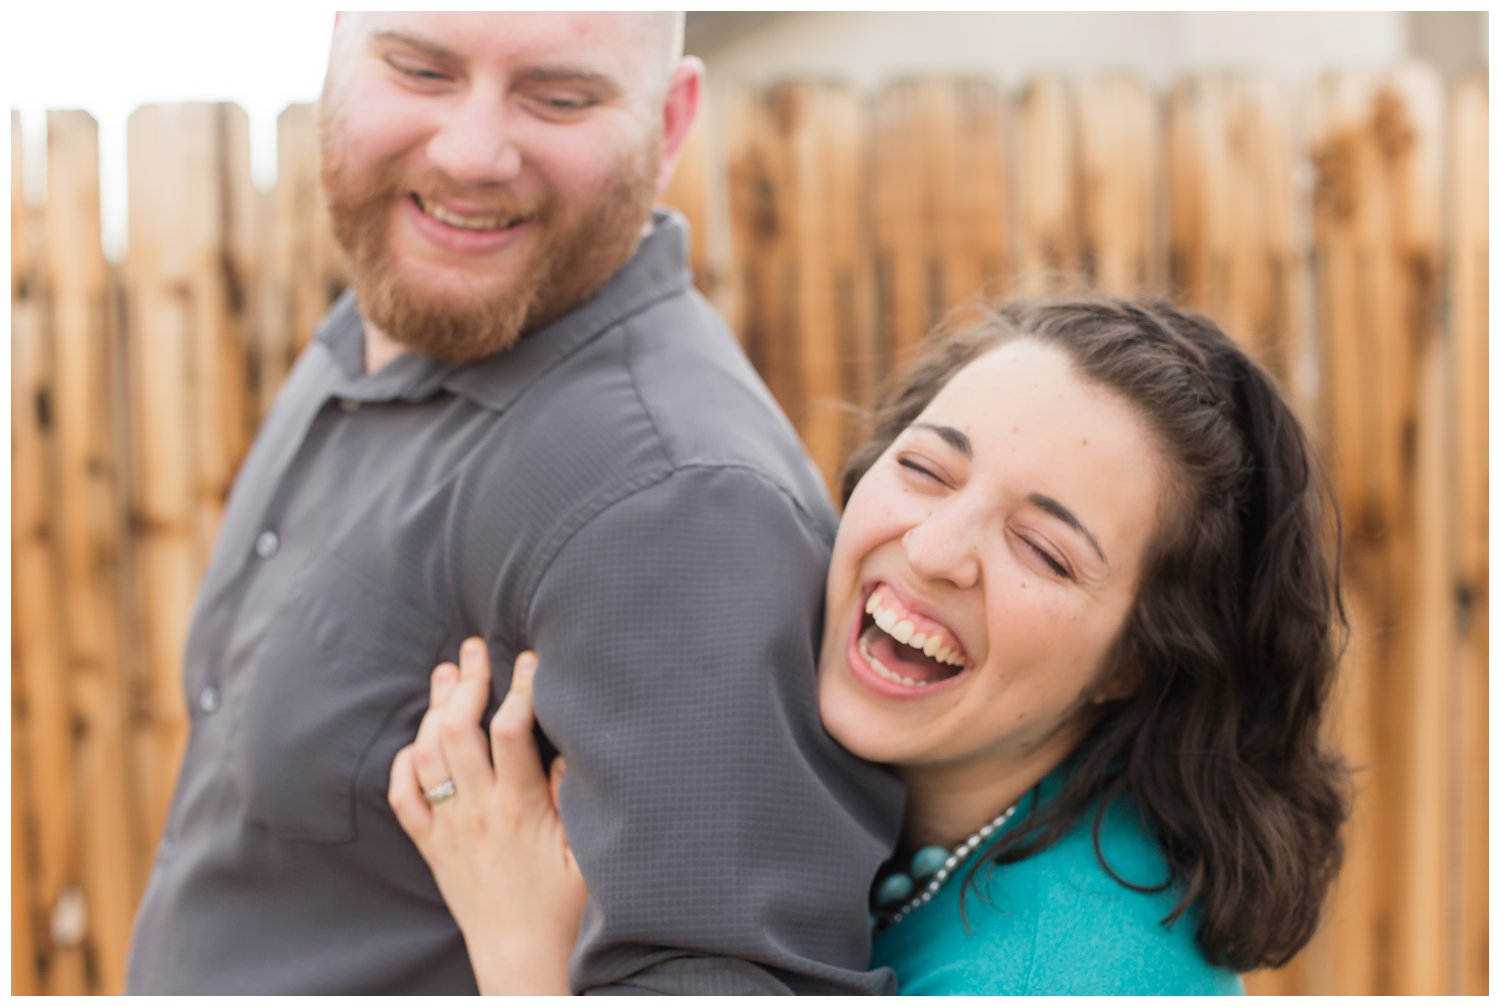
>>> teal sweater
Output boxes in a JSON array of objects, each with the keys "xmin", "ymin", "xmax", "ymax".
[{"xmin": 872, "ymin": 774, "xmax": 1243, "ymax": 995}]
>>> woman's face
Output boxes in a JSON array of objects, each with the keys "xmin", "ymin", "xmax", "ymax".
[{"xmin": 817, "ymin": 339, "xmax": 1166, "ymax": 787}]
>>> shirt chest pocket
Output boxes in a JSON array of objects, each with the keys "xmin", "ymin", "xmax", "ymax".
[{"xmin": 233, "ymin": 553, "xmax": 446, "ymax": 844}]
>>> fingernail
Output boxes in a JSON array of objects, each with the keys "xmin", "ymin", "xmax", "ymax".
[
  {"xmin": 517, "ymin": 651, "xmax": 538, "ymax": 677},
  {"xmin": 463, "ymin": 638, "xmax": 484, "ymax": 659},
  {"xmin": 433, "ymin": 665, "xmax": 457, "ymax": 687}
]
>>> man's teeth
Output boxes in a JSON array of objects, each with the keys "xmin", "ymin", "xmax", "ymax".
[
  {"xmin": 864, "ymin": 593, "xmax": 966, "ymax": 668},
  {"xmin": 417, "ymin": 196, "xmax": 517, "ymax": 231}
]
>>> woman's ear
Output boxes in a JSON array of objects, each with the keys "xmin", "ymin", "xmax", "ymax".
[{"xmin": 1089, "ymin": 663, "xmax": 1142, "ymax": 704}]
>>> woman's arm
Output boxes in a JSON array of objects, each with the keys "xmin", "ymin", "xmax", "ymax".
[{"xmin": 389, "ymin": 641, "xmax": 586, "ymax": 995}]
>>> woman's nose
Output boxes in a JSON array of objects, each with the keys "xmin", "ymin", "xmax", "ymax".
[{"xmin": 902, "ymin": 514, "xmax": 980, "ymax": 590}]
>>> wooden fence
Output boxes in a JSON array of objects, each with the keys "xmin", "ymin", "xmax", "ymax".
[{"xmin": 10, "ymin": 68, "xmax": 1487, "ymax": 995}]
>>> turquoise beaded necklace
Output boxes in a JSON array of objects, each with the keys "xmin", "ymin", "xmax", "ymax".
[{"xmin": 871, "ymin": 803, "xmax": 1018, "ymax": 931}]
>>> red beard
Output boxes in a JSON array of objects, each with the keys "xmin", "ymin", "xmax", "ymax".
[{"xmin": 318, "ymin": 100, "xmax": 661, "ymax": 364}]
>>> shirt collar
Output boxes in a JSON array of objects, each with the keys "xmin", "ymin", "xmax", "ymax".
[
  {"xmin": 444, "ymin": 208, "xmax": 692, "ymax": 413},
  {"xmin": 314, "ymin": 209, "xmax": 693, "ymax": 412}
]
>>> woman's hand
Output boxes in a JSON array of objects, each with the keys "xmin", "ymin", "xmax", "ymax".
[{"xmin": 389, "ymin": 640, "xmax": 586, "ymax": 995}]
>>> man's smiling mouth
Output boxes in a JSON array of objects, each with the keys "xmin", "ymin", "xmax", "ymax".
[{"xmin": 411, "ymin": 193, "xmax": 530, "ymax": 231}]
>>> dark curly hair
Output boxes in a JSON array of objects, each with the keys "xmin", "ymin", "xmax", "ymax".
[{"xmin": 842, "ymin": 296, "xmax": 1351, "ymax": 972}]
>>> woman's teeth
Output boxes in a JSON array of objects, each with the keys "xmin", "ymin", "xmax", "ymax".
[
  {"xmin": 859, "ymin": 627, "xmax": 945, "ymax": 689},
  {"xmin": 865, "ymin": 592, "xmax": 966, "ymax": 668}
]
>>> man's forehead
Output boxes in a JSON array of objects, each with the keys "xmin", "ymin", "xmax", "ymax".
[{"xmin": 344, "ymin": 11, "xmax": 662, "ymax": 63}]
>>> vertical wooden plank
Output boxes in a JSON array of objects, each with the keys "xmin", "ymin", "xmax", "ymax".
[
  {"xmin": 13, "ymin": 117, "xmax": 91, "ymax": 996},
  {"xmin": 1077, "ymin": 74, "xmax": 1163, "ymax": 296},
  {"xmin": 727, "ymin": 82, "xmax": 873, "ymax": 492},
  {"xmin": 263, "ymin": 103, "xmax": 345, "ymax": 422},
  {"xmin": 1014, "ymin": 78, "xmax": 1082, "ymax": 296},
  {"xmin": 11, "ymin": 107, "xmax": 43, "ymax": 998},
  {"xmin": 870, "ymin": 81, "xmax": 930, "ymax": 371},
  {"xmin": 790, "ymin": 82, "xmax": 871, "ymax": 489},
  {"xmin": 11, "ymin": 110, "xmax": 29, "ymax": 291},
  {"xmin": 1367, "ymin": 67, "xmax": 1446, "ymax": 997},
  {"xmin": 660, "ymin": 111, "xmax": 715, "ymax": 300},
  {"xmin": 1305, "ymin": 74, "xmax": 1382, "ymax": 997},
  {"xmin": 931, "ymin": 80, "xmax": 1008, "ymax": 333},
  {"xmin": 1310, "ymin": 66, "xmax": 1446, "ymax": 994},
  {"xmin": 191, "ymin": 104, "xmax": 256, "ymax": 562},
  {"xmin": 1404, "ymin": 300, "xmax": 1455, "ymax": 993},
  {"xmin": 121, "ymin": 102, "xmax": 217, "ymax": 846},
  {"xmin": 872, "ymin": 79, "xmax": 1008, "ymax": 370},
  {"xmin": 11, "ymin": 699, "xmax": 40, "ymax": 995},
  {"xmin": 43, "ymin": 110, "xmax": 141, "ymax": 995},
  {"xmin": 1167, "ymin": 78, "xmax": 1302, "ymax": 382},
  {"xmin": 1448, "ymin": 74, "xmax": 1488, "ymax": 998},
  {"xmin": 727, "ymin": 86, "xmax": 797, "ymax": 412}
]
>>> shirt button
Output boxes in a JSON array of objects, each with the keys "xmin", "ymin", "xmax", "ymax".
[
  {"xmin": 254, "ymin": 530, "xmax": 280, "ymax": 559},
  {"xmin": 199, "ymin": 685, "xmax": 221, "ymax": 715},
  {"xmin": 339, "ymin": 398, "xmax": 360, "ymax": 413}
]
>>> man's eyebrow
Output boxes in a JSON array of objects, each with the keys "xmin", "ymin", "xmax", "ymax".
[
  {"xmin": 910, "ymin": 422, "xmax": 972, "ymax": 458},
  {"xmin": 1028, "ymin": 493, "xmax": 1107, "ymax": 565},
  {"xmin": 514, "ymin": 66, "xmax": 623, "ymax": 97},
  {"xmin": 371, "ymin": 29, "xmax": 461, "ymax": 64}
]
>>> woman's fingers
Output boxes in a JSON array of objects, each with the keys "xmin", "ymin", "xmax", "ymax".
[
  {"xmin": 548, "ymin": 756, "xmax": 567, "ymax": 813},
  {"xmin": 438, "ymin": 638, "xmax": 498, "ymax": 797},
  {"xmin": 489, "ymin": 652, "xmax": 550, "ymax": 806},
  {"xmin": 388, "ymin": 744, "xmax": 432, "ymax": 838},
  {"xmin": 411, "ymin": 662, "xmax": 459, "ymax": 796},
  {"xmin": 429, "ymin": 661, "xmax": 458, "ymax": 708}
]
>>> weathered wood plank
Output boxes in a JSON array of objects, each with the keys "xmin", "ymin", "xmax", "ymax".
[
  {"xmin": 1168, "ymin": 77, "xmax": 1302, "ymax": 381},
  {"xmin": 1310, "ymin": 66, "xmax": 1446, "ymax": 994},
  {"xmin": 873, "ymin": 79, "xmax": 1007, "ymax": 371},
  {"xmin": 790, "ymin": 83, "xmax": 870, "ymax": 489},
  {"xmin": 12, "ymin": 115, "xmax": 89, "ymax": 995},
  {"xmin": 1448, "ymin": 74, "xmax": 1488, "ymax": 998},
  {"xmin": 1015, "ymin": 78, "xmax": 1082, "ymax": 295},
  {"xmin": 263, "ymin": 104, "xmax": 346, "ymax": 421},
  {"xmin": 1078, "ymin": 74, "xmax": 1162, "ymax": 296},
  {"xmin": 11, "ymin": 107, "xmax": 44, "ymax": 999},
  {"xmin": 660, "ymin": 111, "xmax": 715, "ymax": 301},
  {"xmin": 123, "ymin": 104, "xmax": 214, "ymax": 847},
  {"xmin": 44, "ymin": 109, "xmax": 141, "ymax": 995}
]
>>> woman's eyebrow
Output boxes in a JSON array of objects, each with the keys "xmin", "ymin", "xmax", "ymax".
[
  {"xmin": 910, "ymin": 422, "xmax": 972, "ymax": 458},
  {"xmin": 1028, "ymin": 493, "xmax": 1107, "ymax": 565},
  {"xmin": 910, "ymin": 422, "xmax": 1106, "ymax": 565}
]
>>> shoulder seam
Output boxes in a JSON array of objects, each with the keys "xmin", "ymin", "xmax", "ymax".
[{"xmin": 520, "ymin": 461, "xmax": 833, "ymax": 630}]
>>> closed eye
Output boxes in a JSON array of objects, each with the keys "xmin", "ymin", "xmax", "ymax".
[
  {"xmin": 386, "ymin": 57, "xmax": 448, "ymax": 81},
  {"xmin": 1016, "ymin": 533, "xmax": 1073, "ymax": 580},
  {"xmin": 897, "ymin": 457, "xmax": 945, "ymax": 485}
]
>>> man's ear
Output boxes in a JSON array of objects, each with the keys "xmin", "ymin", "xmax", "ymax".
[{"xmin": 654, "ymin": 57, "xmax": 703, "ymax": 194}]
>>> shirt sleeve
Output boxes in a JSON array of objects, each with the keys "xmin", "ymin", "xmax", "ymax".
[{"xmin": 523, "ymin": 464, "xmax": 905, "ymax": 994}]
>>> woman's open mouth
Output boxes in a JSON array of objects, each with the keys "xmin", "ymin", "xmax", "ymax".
[{"xmin": 854, "ymin": 584, "xmax": 970, "ymax": 690}]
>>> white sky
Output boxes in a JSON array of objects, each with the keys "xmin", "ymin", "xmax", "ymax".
[{"xmin": 7, "ymin": 5, "xmax": 338, "ymax": 258}]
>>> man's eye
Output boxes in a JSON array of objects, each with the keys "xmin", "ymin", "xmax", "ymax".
[
  {"xmin": 387, "ymin": 58, "xmax": 447, "ymax": 81},
  {"xmin": 537, "ymin": 94, "xmax": 593, "ymax": 112}
]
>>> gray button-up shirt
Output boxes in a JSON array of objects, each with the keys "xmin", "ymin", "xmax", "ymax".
[{"xmin": 125, "ymin": 211, "xmax": 904, "ymax": 994}]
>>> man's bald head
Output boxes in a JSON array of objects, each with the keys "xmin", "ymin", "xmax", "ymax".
[{"xmin": 315, "ymin": 11, "xmax": 701, "ymax": 363}]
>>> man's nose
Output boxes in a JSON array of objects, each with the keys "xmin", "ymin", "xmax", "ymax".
[
  {"xmin": 902, "ymin": 508, "xmax": 981, "ymax": 590},
  {"xmin": 425, "ymin": 90, "xmax": 524, "ymax": 186}
]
